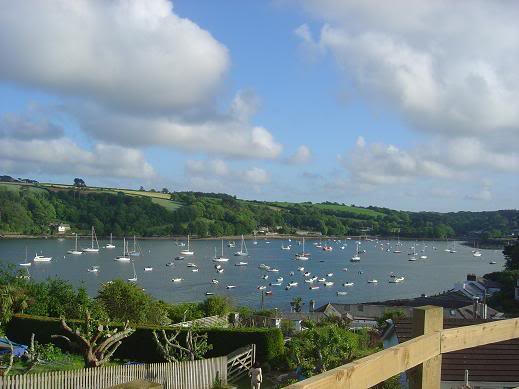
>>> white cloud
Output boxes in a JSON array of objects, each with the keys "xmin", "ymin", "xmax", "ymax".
[
  {"xmin": 286, "ymin": 145, "xmax": 312, "ymax": 164},
  {"xmin": 0, "ymin": 0, "xmax": 229, "ymax": 112},
  {"xmin": 241, "ymin": 167, "xmax": 270, "ymax": 185},
  {"xmin": 0, "ymin": 113, "xmax": 63, "ymax": 140},
  {"xmin": 0, "ymin": 0, "xmax": 282, "ymax": 160},
  {"xmin": 0, "ymin": 138, "xmax": 155, "ymax": 179}
]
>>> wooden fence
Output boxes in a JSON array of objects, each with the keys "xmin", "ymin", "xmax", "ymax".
[
  {"xmin": 0, "ymin": 356, "xmax": 227, "ymax": 389},
  {"xmin": 227, "ymin": 344, "xmax": 255, "ymax": 383},
  {"xmin": 286, "ymin": 305, "xmax": 519, "ymax": 389}
]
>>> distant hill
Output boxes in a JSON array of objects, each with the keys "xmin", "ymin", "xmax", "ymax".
[{"xmin": 0, "ymin": 178, "xmax": 517, "ymax": 239}]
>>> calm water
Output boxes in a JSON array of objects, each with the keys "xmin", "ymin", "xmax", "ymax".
[{"xmin": 0, "ymin": 238, "xmax": 504, "ymax": 310}]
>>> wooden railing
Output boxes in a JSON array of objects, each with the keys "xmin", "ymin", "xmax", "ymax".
[
  {"xmin": 286, "ymin": 305, "xmax": 519, "ymax": 389},
  {"xmin": 227, "ymin": 344, "xmax": 256, "ymax": 383}
]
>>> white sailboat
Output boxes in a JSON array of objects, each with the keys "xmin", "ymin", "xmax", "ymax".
[
  {"xmin": 420, "ymin": 244, "xmax": 428, "ymax": 260},
  {"xmin": 351, "ymin": 242, "xmax": 361, "ymax": 262},
  {"xmin": 234, "ymin": 235, "xmax": 248, "ymax": 256},
  {"xmin": 295, "ymin": 237, "xmax": 310, "ymax": 260},
  {"xmin": 409, "ymin": 242, "xmax": 417, "ymax": 261},
  {"xmin": 114, "ymin": 238, "xmax": 131, "ymax": 262},
  {"xmin": 67, "ymin": 233, "xmax": 83, "ymax": 255},
  {"xmin": 129, "ymin": 235, "xmax": 141, "ymax": 256},
  {"xmin": 19, "ymin": 247, "xmax": 32, "ymax": 267},
  {"xmin": 128, "ymin": 260, "xmax": 137, "ymax": 282},
  {"xmin": 180, "ymin": 235, "xmax": 194, "ymax": 256},
  {"xmin": 473, "ymin": 241, "xmax": 482, "ymax": 257},
  {"xmin": 106, "ymin": 233, "xmax": 116, "ymax": 249},
  {"xmin": 83, "ymin": 226, "xmax": 100, "ymax": 253},
  {"xmin": 253, "ymin": 232, "xmax": 258, "ymax": 245},
  {"xmin": 213, "ymin": 240, "xmax": 229, "ymax": 262}
]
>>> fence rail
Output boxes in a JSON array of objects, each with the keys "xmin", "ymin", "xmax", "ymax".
[
  {"xmin": 286, "ymin": 305, "xmax": 519, "ymax": 389},
  {"xmin": 0, "ymin": 356, "xmax": 227, "ymax": 389}
]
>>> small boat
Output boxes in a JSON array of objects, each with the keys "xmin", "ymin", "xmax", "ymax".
[
  {"xmin": 192, "ymin": 268, "xmax": 199, "ymax": 272},
  {"xmin": 288, "ymin": 282, "xmax": 298, "ymax": 287},
  {"xmin": 389, "ymin": 276, "xmax": 405, "ymax": 283},
  {"xmin": 337, "ymin": 291, "xmax": 348, "ymax": 296},
  {"xmin": 304, "ymin": 272, "xmax": 311, "ymax": 277},
  {"xmin": 257, "ymin": 286, "xmax": 267, "ymax": 290},
  {"xmin": 473, "ymin": 251, "xmax": 482, "ymax": 257},
  {"xmin": 114, "ymin": 238, "xmax": 131, "ymax": 262},
  {"xmin": 172, "ymin": 278, "xmax": 183, "ymax": 282},
  {"xmin": 128, "ymin": 261, "xmax": 137, "ymax": 282},
  {"xmin": 217, "ymin": 268, "xmax": 224, "ymax": 273},
  {"xmin": 367, "ymin": 279, "xmax": 378, "ymax": 284},
  {"xmin": 144, "ymin": 267, "xmax": 153, "ymax": 272},
  {"xmin": 343, "ymin": 282, "xmax": 354, "ymax": 287},
  {"xmin": 281, "ymin": 244, "xmax": 291, "ymax": 250},
  {"xmin": 326, "ymin": 273, "xmax": 334, "ymax": 277},
  {"xmin": 318, "ymin": 278, "xmax": 326, "ymax": 282},
  {"xmin": 205, "ymin": 292, "xmax": 215, "ymax": 296},
  {"xmin": 174, "ymin": 256, "xmax": 185, "ymax": 261},
  {"xmin": 322, "ymin": 245, "xmax": 333, "ymax": 251},
  {"xmin": 393, "ymin": 250, "xmax": 402, "ymax": 254},
  {"xmin": 234, "ymin": 235, "xmax": 249, "ymax": 256},
  {"xmin": 166, "ymin": 262, "xmax": 174, "ymax": 267},
  {"xmin": 309, "ymin": 286, "xmax": 319, "ymax": 290},
  {"xmin": 420, "ymin": 255, "xmax": 428, "ymax": 259},
  {"xmin": 68, "ymin": 233, "xmax": 83, "ymax": 255},
  {"xmin": 342, "ymin": 267, "xmax": 349, "ymax": 271},
  {"xmin": 304, "ymin": 278, "xmax": 314, "ymax": 283},
  {"xmin": 265, "ymin": 291, "xmax": 273, "ymax": 296},
  {"xmin": 33, "ymin": 254, "xmax": 52, "ymax": 262},
  {"xmin": 211, "ymin": 279, "xmax": 219, "ymax": 284},
  {"xmin": 226, "ymin": 285, "xmax": 237, "ymax": 289},
  {"xmin": 235, "ymin": 261, "xmax": 248, "ymax": 266},
  {"xmin": 309, "ymin": 276, "xmax": 318, "ymax": 282},
  {"xmin": 324, "ymin": 281, "xmax": 334, "ymax": 287},
  {"xmin": 276, "ymin": 277, "xmax": 284, "ymax": 282},
  {"xmin": 179, "ymin": 235, "xmax": 194, "ymax": 256},
  {"xmin": 227, "ymin": 241, "xmax": 236, "ymax": 248},
  {"xmin": 297, "ymin": 267, "xmax": 305, "ymax": 272},
  {"xmin": 106, "ymin": 233, "xmax": 116, "ymax": 249},
  {"xmin": 489, "ymin": 261, "xmax": 497, "ymax": 264},
  {"xmin": 289, "ymin": 271, "xmax": 295, "ymax": 276},
  {"xmin": 215, "ymin": 264, "xmax": 222, "ymax": 269},
  {"xmin": 269, "ymin": 282, "xmax": 282, "ymax": 286},
  {"xmin": 83, "ymin": 226, "xmax": 100, "ymax": 253},
  {"xmin": 408, "ymin": 257, "xmax": 417, "ymax": 262},
  {"xmin": 187, "ymin": 263, "xmax": 197, "ymax": 268},
  {"xmin": 258, "ymin": 264, "xmax": 270, "ymax": 270},
  {"xmin": 87, "ymin": 266, "xmax": 99, "ymax": 273},
  {"xmin": 261, "ymin": 275, "xmax": 269, "ymax": 280},
  {"xmin": 267, "ymin": 268, "xmax": 279, "ymax": 272}
]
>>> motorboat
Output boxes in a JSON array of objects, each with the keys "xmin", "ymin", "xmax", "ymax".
[
  {"xmin": 144, "ymin": 267, "xmax": 153, "ymax": 271},
  {"xmin": 235, "ymin": 261, "xmax": 248, "ymax": 266},
  {"xmin": 269, "ymin": 282, "xmax": 282, "ymax": 286},
  {"xmin": 174, "ymin": 256, "xmax": 185, "ymax": 261},
  {"xmin": 389, "ymin": 276, "xmax": 405, "ymax": 283},
  {"xmin": 324, "ymin": 281, "xmax": 334, "ymax": 287},
  {"xmin": 172, "ymin": 278, "xmax": 183, "ymax": 282},
  {"xmin": 343, "ymin": 282, "xmax": 354, "ymax": 287},
  {"xmin": 309, "ymin": 286, "xmax": 319, "ymax": 290},
  {"xmin": 33, "ymin": 254, "xmax": 52, "ymax": 262},
  {"xmin": 87, "ymin": 266, "xmax": 99, "ymax": 273},
  {"xmin": 367, "ymin": 279, "xmax": 378, "ymax": 284},
  {"xmin": 257, "ymin": 286, "xmax": 267, "ymax": 290},
  {"xmin": 226, "ymin": 285, "xmax": 236, "ymax": 289},
  {"xmin": 337, "ymin": 291, "xmax": 348, "ymax": 296}
]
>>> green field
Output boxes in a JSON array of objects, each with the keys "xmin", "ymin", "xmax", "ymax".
[
  {"xmin": 266, "ymin": 201, "xmax": 385, "ymax": 218},
  {"xmin": 0, "ymin": 182, "xmax": 47, "ymax": 194}
]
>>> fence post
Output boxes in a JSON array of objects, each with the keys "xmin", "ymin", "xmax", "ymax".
[{"xmin": 409, "ymin": 305, "xmax": 443, "ymax": 389}]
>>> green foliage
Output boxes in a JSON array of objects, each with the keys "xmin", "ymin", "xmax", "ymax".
[
  {"xmin": 285, "ymin": 323, "xmax": 361, "ymax": 376},
  {"xmin": 200, "ymin": 296, "xmax": 233, "ymax": 317},
  {"xmin": 96, "ymin": 280, "xmax": 169, "ymax": 325},
  {"xmin": 504, "ymin": 239, "xmax": 519, "ymax": 271},
  {"xmin": 7, "ymin": 314, "xmax": 285, "ymax": 363},
  {"xmin": 377, "ymin": 309, "xmax": 407, "ymax": 328},
  {"xmin": 290, "ymin": 297, "xmax": 304, "ymax": 313}
]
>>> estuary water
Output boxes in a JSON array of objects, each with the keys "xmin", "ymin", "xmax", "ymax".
[{"xmin": 0, "ymin": 238, "xmax": 504, "ymax": 310}]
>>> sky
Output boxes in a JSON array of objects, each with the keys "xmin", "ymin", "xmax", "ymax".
[{"xmin": 0, "ymin": 0, "xmax": 517, "ymax": 212}]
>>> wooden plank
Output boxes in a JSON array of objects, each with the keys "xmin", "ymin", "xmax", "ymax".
[
  {"xmin": 441, "ymin": 318, "xmax": 519, "ymax": 353},
  {"xmin": 285, "ymin": 332, "xmax": 440, "ymax": 389},
  {"xmin": 409, "ymin": 306, "xmax": 443, "ymax": 389}
]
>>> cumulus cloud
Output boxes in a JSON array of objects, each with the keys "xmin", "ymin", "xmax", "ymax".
[
  {"xmin": 0, "ymin": 138, "xmax": 155, "ymax": 179},
  {"xmin": 286, "ymin": 145, "xmax": 312, "ymax": 165},
  {"xmin": 0, "ymin": 113, "xmax": 64, "ymax": 140},
  {"xmin": 185, "ymin": 159, "xmax": 270, "ymax": 190},
  {"xmin": 0, "ymin": 0, "xmax": 282, "ymax": 160}
]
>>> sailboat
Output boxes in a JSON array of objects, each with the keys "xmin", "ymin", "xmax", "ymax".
[
  {"xmin": 351, "ymin": 242, "xmax": 361, "ymax": 262},
  {"xmin": 106, "ymin": 233, "xmax": 116, "ymax": 249},
  {"xmin": 295, "ymin": 237, "xmax": 310, "ymax": 260},
  {"xmin": 180, "ymin": 235, "xmax": 194, "ymax": 256},
  {"xmin": 67, "ymin": 233, "xmax": 83, "ymax": 255},
  {"xmin": 213, "ymin": 240, "xmax": 229, "ymax": 262},
  {"xmin": 82, "ymin": 226, "xmax": 100, "ymax": 253},
  {"xmin": 253, "ymin": 232, "xmax": 258, "ymax": 245},
  {"xmin": 473, "ymin": 241, "xmax": 482, "ymax": 257},
  {"xmin": 19, "ymin": 247, "xmax": 32, "ymax": 267},
  {"xmin": 114, "ymin": 238, "xmax": 131, "ymax": 262},
  {"xmin": 129, "ymin": 235, "xmax": 141, "ymax": 256},
  {"xmin": 420, "ymin": 244, "xmax": 428, "ymax": 259},
  {"xmin": 128, "ymin": 260, "xmax": 137, "ymax": 282},
  {"xmin": 409, "ymin": 242, "xmax": 417, "ymax": 261},
  {"xmin": 234, "ymin": 235, "xmax": 248, "ymax": 256}
]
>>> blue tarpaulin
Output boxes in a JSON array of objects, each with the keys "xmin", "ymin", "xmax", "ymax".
[{"xmin": 0, "ymin": 337, "xmax": 28, "ymax": 357}]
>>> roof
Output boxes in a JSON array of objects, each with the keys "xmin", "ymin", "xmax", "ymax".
[
  {"xmin": 279, "ymin": 312, "xmax": 328, "ymax": 321},
  {"xmin": 476, "ymin": 277, "xmax": 502, "ymax": 289},
  {"xmin": 393, "ymin": 319, "xmax": 519, "ymax": 382},
  {"xmin": 373, "ymin": 290, "xmax": 474, "ymax": 309}
]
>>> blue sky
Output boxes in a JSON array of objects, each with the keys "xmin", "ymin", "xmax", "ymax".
[{"xmin": 0, "ymin": 0, "xmax": 517, "ymax": 211}]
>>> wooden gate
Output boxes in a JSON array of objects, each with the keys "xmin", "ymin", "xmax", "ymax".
[{"xmin": 226, "ymin": 344, "xmax": 256, "ymax": 383}]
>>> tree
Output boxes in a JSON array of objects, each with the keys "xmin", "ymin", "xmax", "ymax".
[
  {"xmin": 285, "ymin": 323, "xmax": 359, "ymax": 376},
  {"xmin": 51, "ymin": 311, "xmax": 134, "ymax": 368},
  {"xmin": 290, "ymin": 297, "xmax": 304, "ymax": 313},
  {"xmin": 200, "ymin": 296, "xmax": 233, "ymax": 317},
  {"xmin": 504, "ymin": 239, "xmax": 519, "ymax": 271},
  {"xmin": 153, "ymin": 326, "xmax": 212, "ymax": 362},
  {"xmin": 161, "ymin": 188, "xmax": 169, "ymax": 194},
  {"xmin": 73, "ymin": 178, "xmax": 86, "ymax": 188},
  {"xmin": 139, "ymin": 186, "xmax": 145, "ymax": 191}
]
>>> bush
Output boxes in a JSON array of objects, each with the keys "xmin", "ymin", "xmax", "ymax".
[{"xmin": 7, "ymin": 314, "xmax": 284, "ymax": 363}]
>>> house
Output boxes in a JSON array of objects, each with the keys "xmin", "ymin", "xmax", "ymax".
[
  {"xmin": 57, "ymin": 223, "xmax": 71, "ymax": 234},
  {"xmin": 453, "ymin": 274, "xmax": 502, "ymax": 300},
  {"xmin": 382, "ymin": 318, "xmax": 519, "ymax": 389}
]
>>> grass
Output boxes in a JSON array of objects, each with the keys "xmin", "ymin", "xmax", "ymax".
[{"xmin": 0, "ymin": 182, "xmax": 47, "ymax": 194}]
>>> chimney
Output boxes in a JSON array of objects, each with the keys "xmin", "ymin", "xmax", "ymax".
[
  {"xmin": 472, "ymin": 297, "xmax": 479, "ymax": 320},
  {"xmin": 467, "ymin": 274, "xmax": 477, "ymax": 282},
  {"xmin": 309, "ymin": 299, "xmax": 315, "ymax": 313}
]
